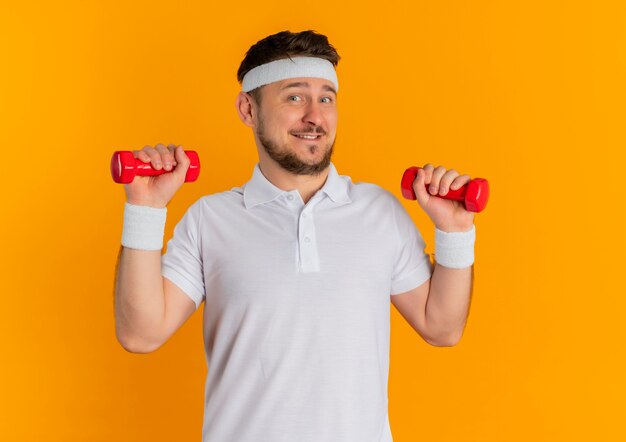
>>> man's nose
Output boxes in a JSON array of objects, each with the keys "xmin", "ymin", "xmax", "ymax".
[{"xmin": 302, "ymin": 100, "xmax": 324, "ymax": 127}]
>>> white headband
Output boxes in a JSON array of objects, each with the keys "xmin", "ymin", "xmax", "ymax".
[{"xmin": 241, "ymin": 56, "xmax": 338, "ymax": 92}]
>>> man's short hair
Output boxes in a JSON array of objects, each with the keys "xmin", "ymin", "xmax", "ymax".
[{"xmin": 237, "ymin": 30, "xmax": 341, "ymax": 106}]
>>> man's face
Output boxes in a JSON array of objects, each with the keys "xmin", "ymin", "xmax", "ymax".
[{"xmin": 252, "ymin": 77, "xmax": 338, "ymax": 176}]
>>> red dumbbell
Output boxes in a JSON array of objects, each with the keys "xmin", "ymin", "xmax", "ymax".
[
  {"xmin": 111, "ymin": 150, "xmax": 201, "ymax": 184},
  {"xmin": 400, "ymin": 166, "xmax": 489, "ymax": 213}
]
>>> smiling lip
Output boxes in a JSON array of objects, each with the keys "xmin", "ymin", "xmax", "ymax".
[{"xmin": 291, "ymin": 133, "xmax": 324, "ymax": 141}]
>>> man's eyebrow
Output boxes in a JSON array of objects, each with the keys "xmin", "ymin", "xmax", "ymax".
[{"xmin": 280, "ymin": 81, "xmax": 337, "ymax": 95}]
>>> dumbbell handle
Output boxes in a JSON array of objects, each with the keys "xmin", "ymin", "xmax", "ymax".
[
  {"xmin": 401, "ymin": 166, "xmax": 489, "ymax": 213},
  {"xmin": 111, "ymin": 150, "xmax": 201, "ymax": 184}
]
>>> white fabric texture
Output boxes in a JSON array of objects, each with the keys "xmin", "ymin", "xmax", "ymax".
[
  {"xmin": 121, "ymin": 202, "xmax": 167, "ymax": 250},
  {"xmin": 434, "ymin": 225, "xmax": 476, "ymax": 268},
  {"xmin": 161, "ymin": 162, "xmax": 433, "ymax": 442},
  {"xmin": 241, "ymin": 56, "xmax": 339, "ymax": 92}
]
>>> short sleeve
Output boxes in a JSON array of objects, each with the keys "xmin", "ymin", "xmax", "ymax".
[
  {"xmin": 161, "ymin": 201, "xmax": 205, "ymax": 309},
  {"xmin": 389, "ymin": 196, "xmax": 433, "ymax": 295}
]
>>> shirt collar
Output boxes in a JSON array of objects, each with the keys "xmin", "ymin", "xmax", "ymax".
[{"xmin": 243, "ymin": 162, "xmax": 352, "ymax": 210}]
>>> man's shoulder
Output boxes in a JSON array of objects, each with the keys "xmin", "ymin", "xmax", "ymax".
[
  {"xmin": 185, "ymin": 187, "xmax": 246, "ymax": 214},
  {"xmin": 346, "ymin": 178, "xmax": 398, "ymax": 203}
]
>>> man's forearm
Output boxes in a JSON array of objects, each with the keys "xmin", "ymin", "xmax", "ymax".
[
  {"xmin": 114, "ymin": 246, "xmax": 166, "ymax": 352},
  {"xmin": 424, "ymin": 262, "xmax": 474, "ymax": 345}
]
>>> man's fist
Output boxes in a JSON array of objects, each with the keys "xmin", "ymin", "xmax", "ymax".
[{"xmin": 119, "ymin": 144, "xmax": 195, "ymax": 208}]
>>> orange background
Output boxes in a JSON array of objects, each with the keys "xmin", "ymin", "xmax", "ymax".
[{"xmin": 1, "ymin": 1, "xmax": 625, "ymax": 440}]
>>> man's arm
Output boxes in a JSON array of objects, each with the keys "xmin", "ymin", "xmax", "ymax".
[
  {"xmin": 391, "ymin": 263, "xmax": 473, "ymax": 347},
  {"xmin": 392, "ymin": 162, "xmax": 478, "ymax": 346},
  {"xmin": 114, "ymin": 245, "xmax": 196, "ymax": 353},
  {"xmin": 113, "ymin": 144, "xmax": 196, "ymax": 354},
  {"xmin": 424, "ymin": 262, "xmax": 473, "ymax": 345}
]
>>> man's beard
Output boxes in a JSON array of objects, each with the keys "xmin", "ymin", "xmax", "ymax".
[{"xmin": 256, "ymin": 114, "xmax": 335, "ymax": 176}]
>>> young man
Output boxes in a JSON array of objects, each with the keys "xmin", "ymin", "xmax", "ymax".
[{"xmin": 115, "ymin": 30, "xmax": 476, "ymax": 442}]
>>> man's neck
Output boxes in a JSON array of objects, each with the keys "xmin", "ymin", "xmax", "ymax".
[{"xmin": 258, "ymin": 158, "xmax": 330, "ymax": 205}]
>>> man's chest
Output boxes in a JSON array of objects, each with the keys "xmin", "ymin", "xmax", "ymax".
[{"xmin": 198, "ymin": 204, "xmax": 397, "ymax": 306}]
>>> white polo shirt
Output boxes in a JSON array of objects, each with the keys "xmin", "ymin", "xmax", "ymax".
[{"xmin": 161, "ymin": 162, "xmax": 433, "ymax": 442}]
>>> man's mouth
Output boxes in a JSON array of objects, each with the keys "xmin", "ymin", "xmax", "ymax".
[{"xmin": 291, "ymin": 133, "xmax": 323, "ymax": 140}]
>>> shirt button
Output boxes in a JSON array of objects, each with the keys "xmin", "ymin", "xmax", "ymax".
[
  {"xmin": 287, "ymin": 195, "xmax": 294, "ymax": 201},
  {"xmin": 304, "ymin": 236, "xmax": 311, "ymax": 243},
  {"xmin": 302, "ymin": 213, "xmax": 307, "ymax": 218}
]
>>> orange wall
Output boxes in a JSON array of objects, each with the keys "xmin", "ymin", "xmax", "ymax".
[{"xmin": 1, "ymin": 1, "xmax": 624, "ymax": 440}]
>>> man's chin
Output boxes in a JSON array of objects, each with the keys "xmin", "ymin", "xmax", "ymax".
[
  {"xmin": 281, "ymin": 155, "xmax": 331, "ymax": 176},
  {"xmin": 259, "ymin": 134, "xmax": 334, "ymax": 175}
]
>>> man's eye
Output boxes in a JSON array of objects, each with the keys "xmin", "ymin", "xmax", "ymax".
[
  {"xmin": 321, "ymin": 97, "xmax": 333, "ymax": 103},
  {"xmin": 288, "ymin": 96, "xmax": 301, "ymax": 101}
]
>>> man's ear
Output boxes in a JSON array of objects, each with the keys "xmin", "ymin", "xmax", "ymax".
[{"xmin": 235, "ymin": 91, "xmax": 257, "ymax": 128}]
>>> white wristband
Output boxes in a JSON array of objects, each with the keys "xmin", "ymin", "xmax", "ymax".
[
  {"xmin": 434, "ymin": 225, "xmax": 476, "ymax": 269},
  {"xmin": 121, "ymin": 202, "xmax": 167, "ymax": 251}
]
